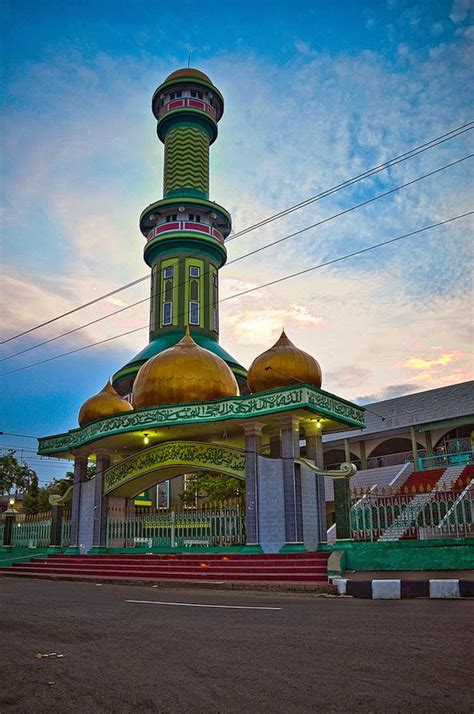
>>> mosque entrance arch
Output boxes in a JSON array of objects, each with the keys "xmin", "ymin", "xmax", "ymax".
[{"xmin": 104, "ymin": 441, "xmax": 246, "ymax": 498}]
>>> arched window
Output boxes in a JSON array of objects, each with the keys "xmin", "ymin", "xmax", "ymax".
[
  {"xmin": 162, "ymin": 265, "xmax": 174, "ymax": 325},
  {"xmin": 189, "ymin": 266, "xmax": 200, "ymax": 325}
]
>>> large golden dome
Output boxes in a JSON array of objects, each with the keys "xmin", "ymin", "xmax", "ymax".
[
  {"xmin": 247, "ymin": 330, "xmax": 322, "ymax": 393},
  {"xmin": 78, "ymin": 380, "xmax": 133, "ymax": 426},
  {"xmin": 132, "ymin": 329, "xmax": 239, "ymax": 408}
]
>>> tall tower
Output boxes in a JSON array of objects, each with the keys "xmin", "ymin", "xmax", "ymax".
[{"xmin": 113, "ymin": 68, "xmax": 247, "ymax": 395}]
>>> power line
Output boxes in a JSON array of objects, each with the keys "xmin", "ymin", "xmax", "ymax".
[
  {"xmin": 0, "ymin": 431, "xmax": 38, "ymax": 439},
  {"xmin": 1, "ymin": 122, "xmax": 471, "ymax": 346},
  {"xmin": 2, "ymin": 153, "xmax": 471, "ymax": 364},
  {"xmin": 0, "ymin": 211, "xmax": 470, "ymax": 378},
  {"xmin": 225, "ymin": 122, "xmax": 473, "ymax": 242}
]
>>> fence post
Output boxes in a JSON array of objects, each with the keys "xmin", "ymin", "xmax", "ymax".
[
  {"xmin": 49, "ymin": 505, "xmax": 64, "ymax": 550},
  {"xmin": 171, "ymin": 511, "xmax": 176, "ymax": 549},
  {"xmin": 2, "ymin": 512, "xmax": 16, "ymax": 547}
]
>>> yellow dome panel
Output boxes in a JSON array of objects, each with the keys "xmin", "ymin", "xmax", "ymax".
[
  {"xmin": 78, "ymin": 380, "xmax": 133, "ymax": 426},
  {"xmin": 165, "ymin": 68, "xmax": 212, "ymax": 83},
  {"xmin": 132, "ymin": 329, "xmax": 239, "ymax": 408},
  {"xmin": 247, "ymin": 330, "xmax": 322, "ymax": 393}
]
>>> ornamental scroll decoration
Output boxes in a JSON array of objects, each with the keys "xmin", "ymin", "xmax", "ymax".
[
  {"xmin": 38, "ymin": 385, "xmax": 365, "ymax": 455},
  {"xmin": 104, "ymin": 441, "xmax": 246, "ymax": 495}
]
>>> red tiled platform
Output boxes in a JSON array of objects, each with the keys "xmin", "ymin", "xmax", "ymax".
[{"xmin": 1, "ymin": 552, "xmax": 329, "ymax": 584}]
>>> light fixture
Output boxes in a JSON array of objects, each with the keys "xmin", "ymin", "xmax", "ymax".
[
  {"xmin": 8, "ymin": 497, "xmax": 15, "ymax": 506},
  {"xmin": 178, "ymin": 206, "xmax": 185, "ymax": 213},
  {"xmin": 143, "ymin": 434, "xmax": 149, "ymax": 445}
]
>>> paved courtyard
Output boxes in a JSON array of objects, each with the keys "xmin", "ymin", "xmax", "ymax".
[{"xmin": 1, "ymin": 577, "xmax": 473, "ymax": 713}]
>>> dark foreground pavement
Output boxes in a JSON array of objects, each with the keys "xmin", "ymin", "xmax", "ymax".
[{"xmin": 1, "ymin": 578, "xmax": 473, "ymax": 713}]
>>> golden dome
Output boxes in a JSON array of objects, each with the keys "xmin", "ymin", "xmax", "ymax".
[
  {"xmin": 247, "ymin": 330, "xmax": 322, "ymax": 393},
  {"xmin": 165, "ymin": 68, "xmax": 212, "ymax": 83},
  {"xmin": 78, "ymin": 380, "xmax": 133, "ymax": 426},
  {"xmin": 132, "ymin": 329, "xmax": 239, "ymax": 408}
]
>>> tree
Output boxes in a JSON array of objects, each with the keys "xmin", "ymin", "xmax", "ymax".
[
  {"xmin": 179, "ymin": 472, "xmax": 243, "ymax": 506},
  {"xmin": 0, "ymin": 450, "xmax": 35, "ymax": 495}
]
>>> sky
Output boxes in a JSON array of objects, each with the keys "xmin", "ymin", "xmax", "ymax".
[{"xmin": 1, "ymin": 0, "xmax": 473, "ymax": 483}]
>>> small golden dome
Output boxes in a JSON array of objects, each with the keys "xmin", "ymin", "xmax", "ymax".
[
  {"xmin": 78, "ymin": 380, "xmax": 133, "ymax": 426},
  {"xmin": 247, "ymin": 330, "xmax": 322, "ymax": 393},
  {"xmin": 165, "ymin": 67, "xmax": 212, "ymax": 83},
  {"xmin": 132, "ymin": 329, "xmax": 239, "ymax": 408}
]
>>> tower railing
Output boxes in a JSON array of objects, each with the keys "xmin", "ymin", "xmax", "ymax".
[
  {"xmin": 146, "ymin": 221, "xmax": 224, "ymax": 244},
  {"xmin": 159, "ymin": 97, "xmax": 217, "ymax": 120}
]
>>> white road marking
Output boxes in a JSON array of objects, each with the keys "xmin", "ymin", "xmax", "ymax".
[{"xmin": 125, "ymin": 599, "xmax": 282, "ymax": 610}]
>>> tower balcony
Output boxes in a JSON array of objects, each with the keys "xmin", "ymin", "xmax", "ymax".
[
  {"xmin": 146, "ymin": 220, "xmax": 224, "ymax": 244},
  {"xmin": 158, "ymin": 97, "xmax": 217, "ymax": 121}
]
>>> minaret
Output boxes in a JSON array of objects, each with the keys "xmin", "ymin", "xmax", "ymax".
[{"xmin": 113, "ymin": 68, "xmax": 247, "ymax": 396}]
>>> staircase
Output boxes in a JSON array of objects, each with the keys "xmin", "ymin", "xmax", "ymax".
[
  {"xmin": 0, "ymin": 552, "xmax": 329, "ymax": 584},
  {"xmin": 378, "ymin": 465, "xmax": 467, "ymax": 541}
]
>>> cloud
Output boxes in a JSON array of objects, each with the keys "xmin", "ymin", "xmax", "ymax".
[{"xmin": 450, "ymin": 0, "xmax": 471, "ymax": 23}]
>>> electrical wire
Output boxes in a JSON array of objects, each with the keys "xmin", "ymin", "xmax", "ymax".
[
  {"xmin": 0, "ymin": 211, "xmax": 470, "ymax": 378},
  {"xmin": 1, "ymin": 121, "xmax": 471, "ymax": 346},
  {"xmin": 2, "ymin": 153, "xmax": 471, "ymax": 364}
]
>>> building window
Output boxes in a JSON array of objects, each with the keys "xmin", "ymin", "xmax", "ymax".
[
  {"xmin": 188, "ymin": 213, "xmax": 201, "ymax": 222},
  {"xmin": 165, "ymin": 214, "xmax": 178, "ymax": 222},
  {"xmin": 163, "ymin": 302, "xmax": 172, "ymax": 325},
  {"xmin": 189, "ymin": 301, "xmax": 199, "ymax": 325},
  {"xmin": 163, "ymin": 266, "xmax": 174, "ymax": 279},
  {"xmin": 170, "ymin": 91, "xmax": 182, "ymax": 100},
  {"xmin": 189, "ymin": 266, "xmax": 200, "ymax": 278},
  {"xmin": 190, "ymin": 90, "xmax": 203, "ymax": 99}
]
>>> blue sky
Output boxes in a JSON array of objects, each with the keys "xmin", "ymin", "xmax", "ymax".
[{"xmin": 1, "ymin": 0, "xmax": 473, "ymax": 483}]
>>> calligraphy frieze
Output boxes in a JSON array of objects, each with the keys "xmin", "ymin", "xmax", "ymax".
[
  {"xmin": 38, "ymin": 385, "xmax": 365, "ymax": 455},
  {"xmin": 104, "ymin": 441, "xmax": 246, "ymax": 494}
]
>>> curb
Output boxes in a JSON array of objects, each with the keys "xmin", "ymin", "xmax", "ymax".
[{"xmin": 334, "ymin": 578, "xmax": 474, "ymax": 599}]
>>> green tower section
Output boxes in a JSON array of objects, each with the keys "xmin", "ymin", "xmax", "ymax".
[
  {"xmin": 164, "ymin": 125, "xmax": 210, "ymax": 197},
  {"xmin": 112, "ymin": 68, "xmax": 247, "ymax": 396}
]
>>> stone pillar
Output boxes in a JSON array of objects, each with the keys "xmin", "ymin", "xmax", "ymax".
[
  {"xmin": 334, "ymin": 477, "xmax": 352, "ymax": 541},
  {"xmin": 244, "ymin": 423, "xmax": 263, "ymax": 550},
  {"xmin": 305, "ymin": 422, "xmax": 327, "ymax": 542},
  {"xmin": 410, "ymin": 426, "xmax": 419, "ymax": 469},
  {"xmin": 70, "ymin": 452, "xmax": 88, "ymax": 549},
  {"xmin": 280, "ymin": 416, "xmax": 304, "ymax": 548},
  {"xmin": 50, "ymin": 505, "xmax": 64, "ymax": 548},
  {"xmin": 92, "ymin": 451, "xmax": 111, "ymax": 551},
  {"xmin": 268, "ymin": 428, "xmax": 281, "ymax": 458},
  {"xmin": 359, "ymin": 440, "xmax": 368, "ymax": 470}
]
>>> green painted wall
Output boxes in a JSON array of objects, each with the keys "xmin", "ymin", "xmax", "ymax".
[
  {"xmin": 164, "ymin": 125, "xmax": 209, "ymax": 197},
  {"xmin": 321, "ymin": 538, "xmax": 474, "ymax": 573}
]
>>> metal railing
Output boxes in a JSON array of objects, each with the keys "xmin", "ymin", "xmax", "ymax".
[
  {"xmin": 11, "ymin": 514, "xmax": 52, "ymax": 548},
  {"xmin": 418, "ymin": 451, "xmax": 473, "ymax": 470},
  {"xmin": 107, "ymin": 503, "xmax": 246, "ymax": 549},
  {"xmin": 351, "ymin": 481, "xmax": 473, "ymax": 541}
]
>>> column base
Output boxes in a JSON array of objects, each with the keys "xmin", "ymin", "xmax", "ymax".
[
  {"xmin": 279, "ymin": 542, "xmax": 307, "ymax": 553},
  {"xmin": 241, "ymin": 544, "xmax": 263, "ymax": 554}
]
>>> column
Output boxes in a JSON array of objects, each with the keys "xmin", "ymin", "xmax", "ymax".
[
  {"xmin": 410, "ymin": 426, "xmax": 419, "ymax": 469},
  {"xmin": 268, "ymin": 428, "xmax": 281, "ymax": 458},
  {"xmin": 49, "ymin": 505, "xmax": 64, "ymax": 548},
  {"xmin": 334, "ymin": 477, "xmax": 352, "ymax": 541},
  {"xmin": 92, "ymin": 451, "xmax": 111, "ymax": 550},
  {"xmin": 2, "ymin": 509, "xmax": 16, "ymax": 547},
  {"xmin": 70, "ymin": 452, "xmax": 88, "ymax": 549},
  {"xmin": 359, "ymin": 440, "xmax": 368, "ymax": 470},
  {"xmin": 343, "ymin": 439, "xmax": 351, "ymax": 463},
  {"xmin": 425, "ymin": 430, "xmax": 433, "ymax": 468},
  {"xmin": 305, "ymin": 422, "xmax": 327, "ymax": 542},
  {"xmin": 280, "ymin": 416, "xmax": 303, "ymax": 546},
  {"xmin": 244, "ymin": 423, "xmax": 263, "ymax": 548}
]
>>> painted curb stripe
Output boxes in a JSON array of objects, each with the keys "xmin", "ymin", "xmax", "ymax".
[{"xmin": 334, "ymin": 578, "xmax": 473, "ymax": 599}]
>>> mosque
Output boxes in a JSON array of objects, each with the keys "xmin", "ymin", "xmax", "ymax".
[{"xmin": 37, "ymin": 67, "xmax": 365, "ymax": 554}]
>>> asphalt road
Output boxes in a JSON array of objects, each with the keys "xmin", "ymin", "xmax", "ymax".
[{"xmin": 1, "ymin": 578, "xmax": 473, "ymax": 713}]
